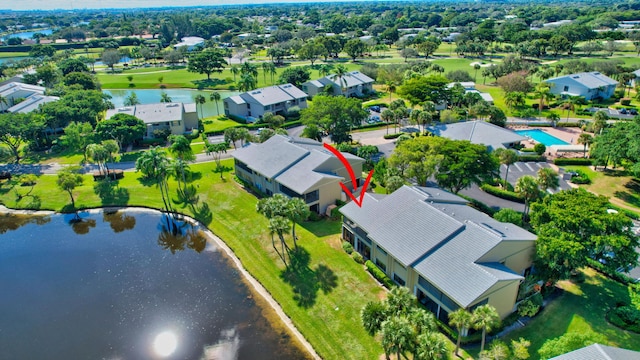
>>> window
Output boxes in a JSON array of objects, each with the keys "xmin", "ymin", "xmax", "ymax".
[
  {"xmin": 393, "ymin": 273, "xmax": 406, "ymax": 286},
  {"xmin": 375, "ymin": 258, "xmax": 387, "ymax": 272},
  {"xmin": 264, "ymin": 106, "xmax": 270, "ymax": 111},
  {"xmin": 563, "ymin": 85, "xmax": 569, "ymax": 92},
  {"xmin": 377, "ymin": 245, "xmax": 387, "ymax": 256},
  {"xmin": 342, "ymin": 227, "xmax": 354, "ymax": 245}
]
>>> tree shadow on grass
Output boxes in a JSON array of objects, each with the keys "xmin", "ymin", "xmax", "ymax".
[
  {"xmin": 300, "ymin": 218, "xmax": 343, "ymax": 238},
  {"xmin": 192, "ymin": 202, "xmax": 213, "ymax": 225},
  {"xmin": 191, "ymin": 78, "xmax": 229, "ymax": 88},
  {"xmin": 280, "ymin": 246, "xmax": 338, "ymax": 308},
  {"xmin": 213, "ymin": 165, "xmax": 233, "ymax": 181},
  {"xmin": 94, "ymin": 179, "xmax": 130, "ymax": 205}
]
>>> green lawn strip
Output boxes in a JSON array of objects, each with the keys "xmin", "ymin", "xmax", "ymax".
[
  {"xmin": 563, "ymin": 165, "xmax": 640, "ymax": 214},
  {"xmin": 0, "ymin": 159, "xmax": 386, "ymax": 359},
  {"xmin": 202, "ymin": 116, "xmax": 243, "ymax": 133},
  {"xmin": 0, "ymin": 51, "xmax": 29, "ymax": 58},
  {"xmin": 500, "ymin": 268, "xmax": 640, "ymax": 360}
]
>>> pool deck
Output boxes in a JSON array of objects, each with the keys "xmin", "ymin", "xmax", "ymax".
[{"xmin": 509, "ymin": 125, "xmax": 587, "ymax": 158}]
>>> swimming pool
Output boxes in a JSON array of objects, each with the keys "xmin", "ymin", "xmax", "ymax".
[{"xmin": 515, "ymin": 129, "xmax": 569, "ymax": 146}]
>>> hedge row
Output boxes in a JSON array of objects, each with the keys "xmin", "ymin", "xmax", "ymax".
[
  {"xmin": 518, "ymin": 155, "xmax": 546, "ymax": 162},
  {"xmin": 365, "ymin": 260, "xmax": 394, "ymax": 289},
  {"xmin": 607, "ymin": 306, "xmax": 640, "ymax": 333},
  {"xmin": 383, "ymin": 132, "xmax": 405, "ymax": 139},
  {"xmin": 458, "ymin": 194, "xmax": 497, "ymax": 216},
  {"xmin": 480, "ymin": 184, "xmax": 526, "ymax": 203},
  {"xmin": 587, "ymin": 259, "xmax": 636, "ymax": 285},
  {"xmin": 553, "ymin": 158, "xmax": 593, "ymax": 166},
  {"xmin": 556, "ymin": 122, "xmax": 582, "ymax": 127}
]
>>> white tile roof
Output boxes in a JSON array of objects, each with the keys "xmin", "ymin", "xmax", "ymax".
[
  {"xmin": 547, "ymin": 72, "xmax": 618, "ymax": 89},
  {"xmin": 550, "ymin": 343, "xmax": 640, "ymax": 360},
  {"xmin": 105, "ymin": 102, "xmax": 192, "ymax": 124},
  {"xmin": 429, "ymin": 120, "xmax": 526, "ymax": 151}
]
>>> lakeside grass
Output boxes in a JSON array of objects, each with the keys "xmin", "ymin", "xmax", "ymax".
[
  {"xmin": 500, "ymin": 268, "xmax": 640, "ymax": 359},
  {"xmin": 0, "ymin": 159, "xmax": 387, "ymax": 359}
]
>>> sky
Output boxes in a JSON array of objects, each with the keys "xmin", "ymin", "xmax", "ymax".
[{"xmin": 3, "ymin": 0, "xmax": 362, "ymax": 11}]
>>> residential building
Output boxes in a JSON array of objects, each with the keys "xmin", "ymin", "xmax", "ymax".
[
  {"xmin": 301, "ymin": 71, "xmax": 374, "ymax": 98},
  {"xmin": 7, "ymin": 94, "xmax": 59, "ymax": 114},
  {"xmin": 223, "ymin": 84, "xmax": 308, "ymax": 122},
  {"xmin": 232, "ymin": 135, "xmax": 364, "ymax": 214},
  {"xmin": 173, "ymin": 36, "xmax": 205, "ymax": 51},
  {"xmin": 632, "ymin": 68, "xmax": 640, "ymax": 87},
  {"xmin": 428, "ymin": 120, "xmax": 527, "ymax": 151},
  {"xmin": 550, "ymin": 343, "xmax": 640, "ymax": 360},
  {"xmin": 105, "ymin": 102, "xmax": 198, "ymax": 138},
  {"xmin": 340, "ymin": 186, "xmax": 537, "ymax": 320},
  {"xmin": 447, "ymin": 82, "xmax": 494, "ymax": 104},
  {"xmin": 0, "ymin": 82, "xmax": 48, "ymax": 112},
  {"xmin": 545, "ymin": 72, "xmax": 618, "ymax": 100}
]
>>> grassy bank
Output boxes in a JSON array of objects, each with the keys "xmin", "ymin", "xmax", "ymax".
[{"xmin": 0, "ymin": 159, "xmax": 386, "ymax": 359}]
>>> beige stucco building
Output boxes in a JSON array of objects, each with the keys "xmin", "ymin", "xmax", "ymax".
[
  {"xmin": 232, "ymin": 135, "xmax": 364, "ymax": 214},
  {"xmin": 105, "ymin": 102, "xmax": 198, "ymax": 138},
  {"xmin": 301, "ymin": 70, "xmax": 374, "ymax": 98},
  {"xmin": 223, "ymin": 84, "xmax": 308, "ymax": 122},
  {"xmin": 340, "ymin": 186, "xmax": 537, "ymax": 320}
]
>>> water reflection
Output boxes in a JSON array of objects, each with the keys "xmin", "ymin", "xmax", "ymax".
[
  {"xmin": 0, "ymin": 213, "xmax": 50, "ymax": 234},
  {"xmin": 203, "ymin": 327, "xmax": 241, "ymax": 360},
  {"xmin": 153, "ymin": 330, "xmax": 178, "ymax": 357},
  {"xmin": 157, "ymin": 217, "xmax": 207, "ymax": 254},
  {"xmin": 103, "ymin": 210, "xmax": 136, "ymax": 233}
]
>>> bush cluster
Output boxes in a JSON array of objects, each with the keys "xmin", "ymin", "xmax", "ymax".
[
  {"xmin": 553, "ymin": 158, "xmax": 593, "ymax": 166},
  {"xmin": 383, "ymin": 132, "xmax": 405, "ymax": 140},
  {"xmin": 352, "ymin": 252, "xmax": 365, "ymax": 264},
  {"xmin": 365, "ymin": 260, "xmax": 394, "ymax": 288},
  {"xmin": 587, "ymin": 259, "xmax": 636, "ymax": 285},
  {"xmin": 342, "ymin": 241, "xmax": 353, "ymax": 254},
  {"xmin": 480, "ymin": 184, "xmax": 525, "ymax": 203},
  {"xmin": 608, "ymin": 305, "xmax": 640, "ymax": 333},
  {"xmin": 517, "ymin": 155, "xmax": 546, "ymax": 162},
  {"xmin": 570, "ymin": 170, "xmax": 591, "ymax": 184},
  {"xmin": 556, "ymin": 122, "xmax": 582, "ymax": 127}
]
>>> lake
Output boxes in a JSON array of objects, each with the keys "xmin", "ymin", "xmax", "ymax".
[
  {"xmin": 0, "ymin": 56, "xmax": 29, "ymax": 64},
  {"xmin": 104, "ymin": 89, "xmax": 238, "ymax": 118},
  {"xmin": 0, "ymin": 209, "xmax": 308, "ymax": 360},
  {"xmin": 1, "ymin": 29, "xmax": 53, "ymax": 41}
]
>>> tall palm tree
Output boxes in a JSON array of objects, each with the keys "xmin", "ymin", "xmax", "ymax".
[
  {"xmin": 267, "ymin": 62, "xmax": 278, "ymax": 85},
  {"xmin": 472, "ymin": 304, "xmax": 500, "ymax": 353},
  {"xmin": 414, "ymin": 332, "xmax": 448, "ymax": 360},
  {"xmin": 515, "ymin": 175, "xmax": 541, "ymax": 219},
  {"xmin": 577, "ymin": 133, "xmax": 593, "ymax": 158},
  {"xmin": 564, "ymin": 96, "xmax": 583, "ymax": 120},
  {"xmin": 330, "ymin": 64, "xmax": 351, "ymax": 95},
  {"xmin": 209, "ymin": 91, "xmax": 222, "ymax": 115},
  {"xmin": 268, "ymin": 215, "xmax": 291, "ymax": 267},
  {"xmin": 546, "ymin": 111, "xmax": 560, "ymax": 127},
  {"xmin": 381, "ymin": 108, "xmax": 394, "ymax": 135},
  {"xmin": 380, "ymin": 317, "xmax": 414, "ymax": 360},
  {"xmin": 160, "ymin": 91, "xmax": 172, "ymax": 103},
  {"xmin": 261, "ymin": 62, "xmax": 270, "ymax": 84},
  {"xmin": 537, "ymin": 168, "xmax": 559, "ymax": 194},
  {"xmin": 318, "ymin": 63, "xmax": 334, "ymax": 78},
  {"xmin": 135, "ymin": 147, "xmax": 175, "ymax": 231},
  {"xmin": 169, "ymin": 134, "xmax": 195, "ymax": 189},
  {"xmin": 230, "ymin": 65, "xmax": 240, "ymax": 81},
  {"xmin": 360, "ymin": 301, "xmax": 387, "ymax": 336},
  {"xmin": 494, "ymin": 148, "xmax": 518, "ymax": 186},
  {"xmin": 386, "ymin": 81, "xmax": 397, "ymax": 102},
  {"xmin": 535, "ymin": 83, "xmax": 553, "ymax": 114},
  {"xmin": 194, "ymin": 94, "xmax": 206, "ymax": 119},
  {"xmin": 504, "ymin": 92, "xmax": 525, "ymax": 109},
  {"xmin": 286, "ymin": 197, "xmax": 310, "ymax": 248},
  {"xmin": 241, "ymin": 61, "xmax": 258, "ymax": 78},
  {"xmin": 238, "ymin": 73, "xmax": 257, "ymax": 92},
  {"xmin": 449, "ymin": 309, "xmax": 473, "ymax": 357},
  {"xmin": 474, "ymin": 63, "xmax": 481, "ymax": 82}
]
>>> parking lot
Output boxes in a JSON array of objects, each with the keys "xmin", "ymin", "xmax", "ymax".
[{"xmin": 501, "ymin": 161, "xmax": 573, "ymax": 193}]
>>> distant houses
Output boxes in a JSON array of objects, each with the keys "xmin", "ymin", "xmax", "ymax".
[
  {"xmin": 545, "ymin": 71, "xmax": 618, "ymax": 100},
  {"xmin": 223, "ymin": 84, "xmax": 308, "ymax": 122},
  {"xmin": 447, "ymin": 81, "xmax": 494, "ymax": 104},
  {"xmin": 301, "ymin": 71, "xmax": 374, "ymax": 98},
  {"xmin": 232, "ymin": 135, "xmax": 364, "ymax": 214},
  {"xmin": 340, "ymin": 185, "xmax": 537, "ymax": 320},
  {"xmin": 105, "ymin": 102, "xmax": 198, "ymax": 138},
  {"xmin": 428, "ymin": 120, "xmax": 527, "ymax": 151}
]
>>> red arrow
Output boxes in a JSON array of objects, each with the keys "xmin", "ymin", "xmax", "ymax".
[{"xmin": 323, "ymin": 143, "xmax": 374, "ymax": 207}]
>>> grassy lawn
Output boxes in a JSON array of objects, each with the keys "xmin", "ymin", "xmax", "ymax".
[
  {"xmin": 563, "ymin": 165, "xmax": 640, "ymax": 215},
  {"xmin": 0, "ymin": 159, "xmax": 388, "ymax": 359},
  {"xmin": 501, "ymin": 268, "xmax": 640, "ymax": 359},
  {"xmin": 201, "ymin": 115, "xmax": 244, "ymax": 133}
]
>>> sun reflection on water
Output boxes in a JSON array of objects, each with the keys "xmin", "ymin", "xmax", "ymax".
[{"xmin": 153, "ymin": 331, "xmax": 178, "ymax": 357}]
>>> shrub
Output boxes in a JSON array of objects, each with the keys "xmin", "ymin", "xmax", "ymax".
[
  {"xmin": 608, "ymin": 305, "xmax": 640, "ymax": 333},
  {"xmin": 621, "ymin": 98, "xmax": 632, "ymax": 106},
  {"xmin": 365, "ymin": 260, "xmax": 394, "ymax": 288},
  {"xmin": 342, "ymin": 241, "xmax": 354, "ymax": 254},
  {"xmin": 534, "ymin": 143, "xmax": 546, "ymax": 155},
  {"xmin": 570, "ymin": 169, "xmax": 591, "ymax": 184},
  {"xmin": 519, "ymin": 148, "xmax": 536, "ymax": 153},
  {"xmin": 587, "ymin": 258, "xmax": 636, "ymax": 285},
  {"xmin": 518, "ymin": 155, "xmax": 546, "ymax": 162},
  {"xmin": 383, "ymin": 132, "xmax": 405, "ymax": 139},
  {"xmin": 18, "ymin": 174, "xmax": 38, "ymax": 186},
  {"xmin": 553, "ymin": 158, "xmax": 593, "ymax": 166},
  {"xmin": 480, "ymin": 184, "xmax": 525, "ymax": 203},
  {"xmin": 556, "ymin": 122, "xmax": 581, "ymax": 127},
  {"xmin": 352, "ymin": 252, "xmax": 365, "ymax": 264},
  {"xmin": 458, "ymin": 194, "xmax": 496, "ymax": 216},
  {"xmin": 518, "ymin": 298, "xmax": 541, "ymax": 317},
  {"xmin": 330, "ymin": 206, "xmax": 342, "ymax": 220}
]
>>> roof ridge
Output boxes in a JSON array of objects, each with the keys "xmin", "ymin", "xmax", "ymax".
[
  {"xmin": 465, "ymin": 220, "xmax": 503, "ymax": 239},
  {"xmin": 595, "ymin": 344, "xmax": 614, "ymax": 360}
]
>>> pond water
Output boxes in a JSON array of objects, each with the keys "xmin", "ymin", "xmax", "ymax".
[
  {"xmin": 0, "ymin": 56, "xmax": 29, "ymax": 64},
  {"xmin": 104, "ymin": 89, "xmax": 238, "ymax": 118},
  {"xmin": 0, "ymin": 209, "xmax": 307, "ymax": 360},
  {"xmin": 1, "ymin": 29, "xmax": 53, "ymax": 41}
]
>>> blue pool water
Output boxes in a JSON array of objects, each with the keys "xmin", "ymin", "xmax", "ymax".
[{"xmin": 515, "ymin": 129, "xmax": 569, "ymax": 146}]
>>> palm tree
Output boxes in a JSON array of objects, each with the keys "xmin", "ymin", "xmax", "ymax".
[
  {"xmin": 135, "ymin": 147, "xmax": 175, "ymax": 231},
  {"xmin": 537, "ymin": 168, "xmax": 559, "ymax": 195},
  {"xmin": 169, "ymin": 134, "xmax": 195, "ymax": 189},
  {"xmin": 268, "ymin": 215, "xmax": 291, "ymax": 267},
  {"xmin": 330, "ymin": 64, "xmax": 351, "ymax": 95},
  {"xmin": 267, "ymin": 62, "xmax": 278, "ymax": 85},
  {"xmin": 494, "ymin": 148, "xmax": 518, "ymax": 186},
  {"xmin": 209, "ymin": 91, "xmax": 222, "ymax": 115},
  {"xmin": 361, "ymin": 301, "xmax": 387, "ymax": 336},
  {"xmin": 564, "ymin": 96, "xmax": 583, "ymax": 120},
  {"xmin": 241, "ymin": 61, "xmax": 258, "ymax": 78},
  {"xmin": 194, "ymin": 94, "xmax": 206, "ymax": 119},
  {"xmin": 286, "ymin": 197, "xmax": 310, "ymax": 247},
  {"xmin": 86, "ymin": 143, "xmax": 109, "ymax": 176},
  {"xmin": 381, "ymin": 108, "xmax": 394, "ymax": 135},
  {"xmin": 474, "ymin": 63, "xmax": 481, "ymax": 82},
  {"xmin": 515, "ymin": 175, "xmax": 541, "ymax": 219},
  {"xmin": 380, "ymin": 317, "xmax": 414, "ymax": 360},
  {"xmin": 238, "ymin": 73, "xmax": 257, "ymax": 92},
  {"xmin": 472, "ymin": 304, "xmax": 500, "ymax": 353},
  {"xmin": 386, "ymin": 81, "xmax": 397, "ymax": 102},
  {"xmin": 449, "ymin": 309, "xmax": 473, "ymax": 357},
  {"xmin": 577, "ymin": 133, "xmax": 593, "ymax": 158},
  {"xmin": 535, "ymin": 83, "xmax": 553, "ymax": 114},
  {"xmin": 386, "ymin": 286, "xmax": 415, "ymax": 316},
  {"xmin": 261, "ymin": 62, "xmax": 270, "ymax": 84},
  {"xmin": 431, "ymin": 64, "xmax": 444, "ymax": 75},
  {"xmin": 318, "ymin": 63, "xmax": 334, "ymax": 78},
  {"xmin": 230, "ymin": 65, "xmax": 240, "ymax": 81},
  {"xmin": 160, "ymin": 91, "xmax": 172, "ymax": 103},
  {"xmin": 504, "ymin": 92, "xmax": 525, "ymax": 109},
  {"xmin": 414, "ymin": 332, "xmax": 448, "ymax": 360},
  {"xmin": 546, "ymin": 111, "xmax": 560, "ymax": 127}
]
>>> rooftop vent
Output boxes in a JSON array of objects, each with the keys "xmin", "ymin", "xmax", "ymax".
[{"xmin": 251, "ymin": 91, "xmax": 261, "ymax": 95}]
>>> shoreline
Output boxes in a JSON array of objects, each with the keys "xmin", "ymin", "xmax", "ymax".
[{"xmin": 0, "ymin": 204, "xmax": 321, "ymax": 360}]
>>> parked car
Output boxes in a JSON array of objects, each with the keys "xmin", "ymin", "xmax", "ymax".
[
  {"xmin": 620, "ymin": 108, "xmax": 628, "ymax": 115},
  {"xmin": 630, "ymin": 109, "xmax": 638, "ymax": 116},
  {"xmin": 369, "ymin": 105, "xmax": 381, "ymax": 112},
  {"xmin": 367, "ymin": 115, "xmax": 381, "ymax": 124}
]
